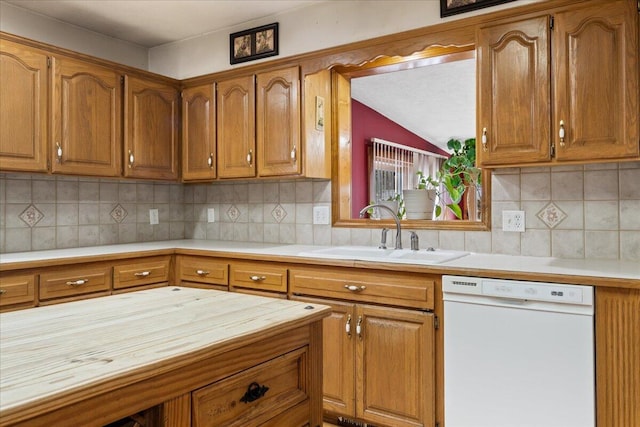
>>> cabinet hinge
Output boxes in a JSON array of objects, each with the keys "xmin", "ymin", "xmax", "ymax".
[
  {"xmin": 434, "ymin": 315, "xmax": 440, "ymax": 330},
  {"xmin": 551, "ymin": 143, "xmax": 556, "ymax": 158},
  {"xmin": 47, "ymin": 57, "xmax": 51, "ymax": 67},
  {"xmin": 550, "ymin": 16, "xmax": 554, "ymax": 30},
  {"xmin": 436, "ymin": 422, "xmax": 440, "ymax": 427}
]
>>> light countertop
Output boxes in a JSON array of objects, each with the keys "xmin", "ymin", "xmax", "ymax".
[{"xmin": 0, "ymin": 239, "xmax": 638, "ymax": 283}]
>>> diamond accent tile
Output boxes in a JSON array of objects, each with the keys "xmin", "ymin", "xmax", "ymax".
[
  {"xmin": 537, "ymin": 202, "xmax": 567, "ymax": 229},
  {"xmin": 19, "ymin": 204, "xmax": 44, "ymax": 227},
  {"xmin": 271, "ymin": 204, "xmax": 287, "ymax": 223},
  {"xmin": 227, "ymin": 205, "xmax": 241, "ymax": 222},
  {"xmin": 110, "ymin": 204, "xmax": 128, "ymax": 223}
]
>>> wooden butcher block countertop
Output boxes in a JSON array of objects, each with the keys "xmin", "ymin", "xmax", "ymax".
[{"xmin": 0, "ymin": 287, "xmax": 330, "ymax": 426}]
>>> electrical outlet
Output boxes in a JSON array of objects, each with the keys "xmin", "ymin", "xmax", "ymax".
[
  {"xmin": 207, "ymin": 208, "xmax": 215, "ymax": 223},
  {"xmin": 313, "ymin": 206, "xmax": 330, "ymax": 225},
  {"xmin": 149, "ymin": 208, "xmax": 159, "ymax": 225},
  {"xmin": 502, "ymin": 210, "xmax": 525, "ymax": 232}
]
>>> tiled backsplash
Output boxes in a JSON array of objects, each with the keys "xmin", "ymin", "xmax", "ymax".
[{"xmin": 1, "ymin": 161, "xmax": 638, "ymax": 261}]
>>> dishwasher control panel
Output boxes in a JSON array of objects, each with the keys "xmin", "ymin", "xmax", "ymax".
[{"xmin": 442, "ymin": 275, "xmax": 593, "ymax": 305}]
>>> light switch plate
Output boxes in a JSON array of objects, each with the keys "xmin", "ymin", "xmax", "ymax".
[
  {"xmin": 149, "ymin": 208, "xmax": 159, "ymax": 225},
  {"xmin": 502, "ymin": 210, "xmax": 525, "ymax": 232},
  {"xmin": 207, "ymin": 208, "xmax": 215, "ymax": 223},
  {"xmin": 313, "ymin": 206, "xmax": 330, "ymax": 225}
]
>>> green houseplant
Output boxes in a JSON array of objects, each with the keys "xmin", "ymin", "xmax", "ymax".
[{"xmin": 432, "ymin": 137, "xmax": 482, "ymax": 220}]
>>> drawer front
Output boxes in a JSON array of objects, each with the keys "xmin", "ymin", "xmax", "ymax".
[
  {"xmin": 0, "ymin": 274, "xmax": 36, "ymax": 307},
  {"xmin": 113, "ymin": 256, "xmax": 170, "ymax": 289},
  {"xmin": 192, "ymin": 347, "xmax": 309, "ymax": 427},
  {"xmin": 177, "ymin": 256, "xmax": 228, "ymax": 286},
  {"xmin": 290, "ymin": 266, "xmax": 435, "ymax": 310},
  {"xmin": 230, "ymin": 262, "xmax": 287, "ymax": 293},
  {"xmin": 39, "ymin": 266, "xmax": 112, "ymax": 300}
]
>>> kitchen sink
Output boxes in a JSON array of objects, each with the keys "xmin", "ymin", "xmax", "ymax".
[{"xmin": 298, "ymin": 246, "xmax": 469, "ymax": 265}]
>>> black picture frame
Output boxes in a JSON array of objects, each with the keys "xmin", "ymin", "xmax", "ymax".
[
  {"xmin": 440, "ymin": 0, "xmax": 517, "ymax": 17},
  {"xmin": 230, "ymin": 23, "xmax": 279, "ymax": 65}
]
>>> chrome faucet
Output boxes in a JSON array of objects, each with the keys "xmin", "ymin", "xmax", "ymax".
[{"xmin": 359, "ymin": 204, "xmax": 402, "ymax": 250}]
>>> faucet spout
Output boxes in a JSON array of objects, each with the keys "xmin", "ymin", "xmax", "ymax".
[{"xmin": 359, "ymin": 204, "xmax": 402, "ymax": 250}]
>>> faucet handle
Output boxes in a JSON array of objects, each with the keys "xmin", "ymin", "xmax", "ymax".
[
  {"xmin": 410, "ymin": 231, "xmax": 419, "ymax": 251},
  {"xmin": 379, "ymin": 228, "xmax": 389, "ymax": 249}
]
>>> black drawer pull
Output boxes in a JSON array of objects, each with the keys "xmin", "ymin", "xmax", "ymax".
[{"xmin": 240, "ymin": 382, "xmax": 269, "ymax": 403}]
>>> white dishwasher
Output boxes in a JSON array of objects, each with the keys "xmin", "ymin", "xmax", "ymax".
[{"xmin": 443, "ymin": 275, "xmax": 594, "ymax": 427}]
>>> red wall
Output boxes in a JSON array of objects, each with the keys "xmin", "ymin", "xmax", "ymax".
[{"xmin": 351, "ymin": 99, "xmax": 449, "ymax": 217}]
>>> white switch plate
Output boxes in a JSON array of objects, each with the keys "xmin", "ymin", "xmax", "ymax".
[
  {"xmin": 313, "ymin": 206, "xmax": 330, "ymax": 225},
  {"xmin": 502, "ymin": 210, "xmax": 525, "ymax": 232},
  {"xmin": 149, "ymin": 208, "xmax": 159, "ymax": 225},
  {"xmin": 207, "ymin": 208, "xmax": 215, "ymax": 223}
]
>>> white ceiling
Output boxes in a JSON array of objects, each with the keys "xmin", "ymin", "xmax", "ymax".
[
  {"xmin": 4, "ymin": 0, "xmax": 476, "ymax": 150},
  {"xmin": 351, "ymin": 58, "xmax": 476, "ymax": 151},
  {"xmin": 4, "ymin": 0, "xmax": 323, "ymax": 48}
]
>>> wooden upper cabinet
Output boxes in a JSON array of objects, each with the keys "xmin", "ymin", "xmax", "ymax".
[
  {"xmin": 257, "ymin": 66, "xmax": 301, "ymax": 177},
  {"xmin": 478, "ymin": 1, "xmax": 639, "ymax": 167},
  {"xmin": 51, "ymin": 56, "xmax": 122, "ymax": 176},
  {"xmin": 124, "ymin": 75, "xmax": 179, "ymax": 180},
  {"xmin": 477, "ymin": 15, "xmax": 551, "ymax": 166},
  {"xmin": 182, "ymin": 83, "xmax": 216, "ymax": 181},
  {"xmin": 0, "ymin": 39, "xmax": 48, "ymax": 172},
  {"xmin": 217, "ymin": 75, "xmax": 256, "ymax": 178},
  {"xmin": 553, "ymin": 0, "xmax": 639, "ymax": 161}
]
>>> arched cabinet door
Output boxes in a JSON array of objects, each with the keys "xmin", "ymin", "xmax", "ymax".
[
  {"xmin": 477, "ymin": 15, "xmax": 551, "ymax": 166},
  {"xmin": 0, "ymin": 39, "xmax": 48, "ymax": 173},
  {"xmin": 477, "ymin": 0, "xmax": 638, "ymax": 167},
  {"xmin": 257, "ymin": 66, "xmax": 301, "ymax": 177},
  {"xmin": 553, "ymin": 0, "xmax": 639, "ymax": 161},
  {"xmin": 217, "ymin": 75, "xmax": 256, "ymax": 179},
  {"xmin": 51, "ymin": 55, "xmax": 122, "ymax": 177},
  {"xmin": 182, "ymin": 84, "xmax": 217, "ymax": 181},
  {"xmin": 124, "ymin": 75, "xmax": 179, "ymax": 180}
]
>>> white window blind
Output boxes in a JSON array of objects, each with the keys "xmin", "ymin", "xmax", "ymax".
[{"xmin": 368, "ymin": 137, "xmax": 445, "ymax": 203}]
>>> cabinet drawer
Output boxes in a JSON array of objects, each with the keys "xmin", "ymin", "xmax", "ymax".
[
  {"xmin": 0, "ymin": 274, "xmax": 36, "ymax": 308},
  {"xmin": 192, "ymin": 347, "xmax": 309, "ymax": 427},
  {"xmin": 290, "ymin": 266, "xmax": 435, "ymax": 310},
  {"xmin": 113, "ymin": 256, "xmax": 170, "ymax": 289},
  {"xmin": 39, "ymin": 266, "xmax": 111, "ymax": 300},
  {"xmin": 229, "ymin": 262, "xmax": 287, "ymax": 293},
  {"xmin": 176, "ymin": 256, "xmax": 228, "ymax": 286}
]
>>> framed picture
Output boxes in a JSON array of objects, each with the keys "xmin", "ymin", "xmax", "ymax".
[
  {"xmin": 440, "ymin": 0, "xmax": 517, "ymax": 17},
  {"xmin": 230, "ymin": 23, "xmax": 279, "ymax": 65}
]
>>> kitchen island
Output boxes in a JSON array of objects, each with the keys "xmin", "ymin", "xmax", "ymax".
[{"xmin": 0, "ymin": 287, "xmax": 330, "ymax": 427}]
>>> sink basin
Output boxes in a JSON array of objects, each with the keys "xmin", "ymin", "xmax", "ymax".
[{"xmin": 298, "ymin": 246, "xmax": 468, "ymax": 265}]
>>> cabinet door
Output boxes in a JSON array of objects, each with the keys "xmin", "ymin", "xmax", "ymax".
[
  {"xmin": 477, "ymin": 15, "xmax": 551, "ymax": 166},
  {"xmin": 553, "ymin": 0, "xmax": 639, "ymax": 161},
  {"xmin": 356, "ymin": 304, "xmax": 434, "ymax": 427},
  {"xmin": 292, "ymin": 296, "xmax": 356, "ymax": 416},
  {"xmin": 51, "ymin": 56, "xmax": 122, "ymax": 176},
  {"xmin": 124, "ymin": 75, "xmax": 179, "ymax": 180},
  {"xmin": 217, "ymin": 75, "xmax": 256, "ymax": 178},
  {"xmin": 182, "ymin": 84, "xmax": 216, "ymax": 181},
  {"xmin": 0, "ymin": 39, "xmax": 48, "ymax": 172},
  {"xmin": 257, "ymin": 66, "xmax": 301, "ymax": 176}
]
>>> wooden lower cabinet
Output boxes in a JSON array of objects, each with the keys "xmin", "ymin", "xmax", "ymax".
[
  {"xmin": 175, "ymin": 255, "xmax": 229, "ymax": 291},
  {"xmin": 39, "ymin": 264, "xmax": 112, "ymax": 304},
  {"xmin": 595, "ymin": 287, "xmax": 640, "ymax": 427},
  {"xmin": 113, "ymin": 256, "xmax": 171, "ymax": 293},
  {"xmin": 295, "ymin": 296, "xmax": 435, "ymax": 427},
  {"xmin": 0, "ymin": 273, "xmax": 36, "ymax": 312}
]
